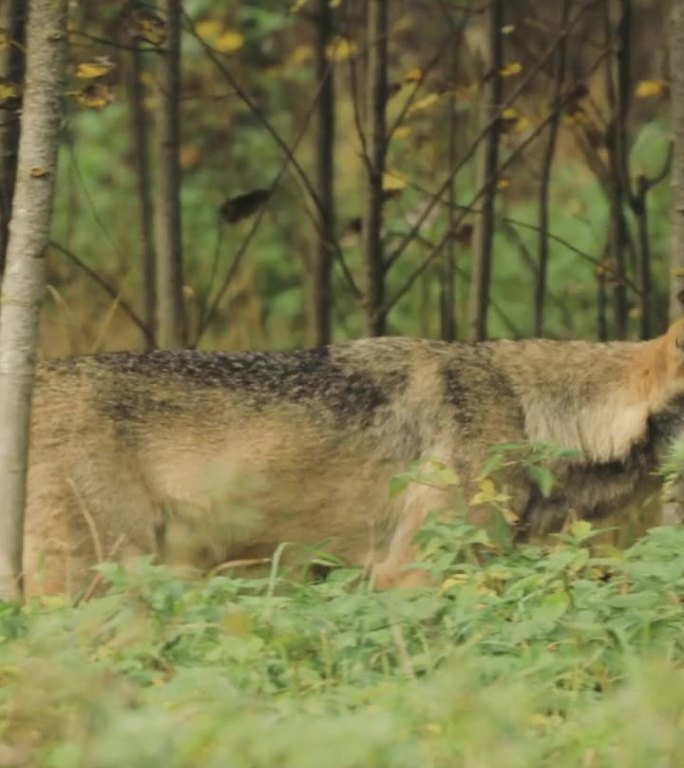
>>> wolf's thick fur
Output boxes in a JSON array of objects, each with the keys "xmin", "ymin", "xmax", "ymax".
[{"xmin": 23, "ymin": 320, "xmax": 684, "ymax": 596}]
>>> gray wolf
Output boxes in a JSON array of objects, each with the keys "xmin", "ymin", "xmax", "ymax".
[{"xmin": 23, "ymin": 319, "xmax": 684, "ymax": 597}]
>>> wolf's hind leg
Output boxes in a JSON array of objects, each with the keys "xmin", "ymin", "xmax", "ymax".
[{"xmin": 23, "ymin": 466, "xmax": 160, "ymax": 599}]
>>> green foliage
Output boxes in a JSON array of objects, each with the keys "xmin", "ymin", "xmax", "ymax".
[
  {"xmin": 480, "ymin": 441, "xmax": 580, "ymax": 497},
  {"xmin": 2, "ymin": 525, "xmax": 684, "ymax": 766},
  {"xmin": 43, "ymin": 2, "xmax": 674, "ymax": 354}
]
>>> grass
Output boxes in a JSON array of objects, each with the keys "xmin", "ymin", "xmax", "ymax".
[{"xmin": 1, "ymin": 520, "xmax": 683, "ymax": 767}]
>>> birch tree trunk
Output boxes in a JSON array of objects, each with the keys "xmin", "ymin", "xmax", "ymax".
[
  {"xmin": 362, "ymin": 0, "xmax": 388, "ymax": 337},
  {"xmin": 154, "ymin": 0, "xmax": 185, "ymax": 348},
  {"xmin": 670, "ymin": 0, "xmax": 684, "ymax": 318},
  {"xmin": 0, "ymin": 0, "xmax": 68, "ymax": 601}
]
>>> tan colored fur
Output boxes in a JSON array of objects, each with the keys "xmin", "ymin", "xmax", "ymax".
[{"xmin": 22, "ymin": 321, "xmax": 684, "ymax": 597}]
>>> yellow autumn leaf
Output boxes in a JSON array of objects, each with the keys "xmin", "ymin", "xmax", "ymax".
[
  {"xmin": 0, "ymin": 80, "xmax": 21, "ymax": 102},
  {"xmin": 519, "ymin": 116, "xmax": 532, "ymax": 132},
  {"xmin": 383, "ymin": 171, "xmax": 407, "ymax": 192},
  {"xmin": 507, "ymin": 114, "xmax": 531, "ymax": 133},
  {"xmin": 501, "ymin": 507, "xmax": 519, "ymax": 524},
  {"xmin": 215, "ymin": 30, "xmax": 244, "ymax": 54},
  {"xmin": 440, "ymin": 574, "xmax": 469, "ymax": 594},
  {"xmin": 325, "ymin": 36, "xmax": 357, "ymax": 62},
  {"xmin": 563, "ymin": 107, "xmax": 589, "ymax": 125},
  {"xmin": 75, "ymin": 57, "xmax": 115, "ymax": 80},
  {"xmin": 132, "ymin": 9, "xmax": 167, "ymax": 46},
  {"xmin": 471, "ymin": 478, "xmax": 497, "ymax": 506},
  {"xmin": 635, "ymin": 79, "xmax": 669, "ymax": 99},
  {"xmin": 288, "ymin": 44, "xmax": 314, "ymax": 65},
  {"xmin": 195, "ymin": 18, "xmax": 223, "ymax": 41},
  {"xmin": 407, "ymin": 92, "xmax": 440, "ymax": 115},
  {"xmin": 402, "ymin": 67, "xmax": 423, "ymax": 84},
  {"xmin": 499, "ymin": 107, "xmax": 521, "ymax": 133},
  {"xmin": 499, "ymin": 61, "xmax": 522, "ymax": 77},
  {"xmin": 74, "ymin": 83, "xmax": 114, "ymax": 109},
  {"xmin": 392, "ymin": 125, "xmax": 413, "ymax": 140},
  {"xmin": 496, "ymin": 176, "xmax": 512, "ymax": 191}
]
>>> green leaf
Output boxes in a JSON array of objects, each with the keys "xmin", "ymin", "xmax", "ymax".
[{"xmin": 528, "ymin": 464, "xmax": 555, "ymax": 497}]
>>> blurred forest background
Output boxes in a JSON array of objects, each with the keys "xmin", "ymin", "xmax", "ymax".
[{"xmin": 0, "ymin": 0, "xmax": 677, "ymax": 356}]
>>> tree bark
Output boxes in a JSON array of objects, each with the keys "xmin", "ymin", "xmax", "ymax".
[
  {"xmin": 126, "ymin": 27, "xmax": 156, "ymax": 349},
  {"xmin": 604, "ymin": 0, "xmax": 630, "ymax": 339},
  {"xmin": 634, "ymin": 175, "xmax": 652, "ymax": 339},
  {"xmin": 0, "ymin": 0, "xmax": 68, "ymax": 601},
  {"xmin": 0, "ymin": 0, "xmax": 26, "ymax": 276},
  {"xmin": 440, "ymin": 46, "xmax": 459, "ymax": 342},
  {"xmin": 670, "ymin": 0, "xmax": 684, "ymax": 318},
  {"xmin": 534, "ymin": 0, "xmax": 570, "ymax": 337},
  {"xmin": 154, "ymin": 0, "xmax": 185, "ymax": 348},
  {"xmin": 362, "ymin": 0, "xmax": 388, "ymax": 337},
  {"xmin": 467, "ymin": 0, "xmax": 504, "ymax": 342},
  {"xmin": 312, "ymin": 0, "xmax": 335, "ymax": 346}
]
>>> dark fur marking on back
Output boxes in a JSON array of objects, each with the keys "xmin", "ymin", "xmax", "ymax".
[
  {"xmin": 442, "ymin": 345, "xmax": 522, "ymax": 433},
  {"xmin": 91, "ymin": 346, "xmax": 404, "ymax": 426},
  {"xmin": 442, "ymin": 366, "xmax": 476, "ymax": 429}
]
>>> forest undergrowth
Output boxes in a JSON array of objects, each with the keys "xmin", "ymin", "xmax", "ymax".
[{"xmin": 1, "ymin": 517, "xmax": 683, "ymax": 768}]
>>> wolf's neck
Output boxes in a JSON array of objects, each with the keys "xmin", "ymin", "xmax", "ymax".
[
  {"xmin": 522, "ymin": 388, "xmax": 650, "ymax": 462},
  {"xmin": 494, "ymin": 337, "xmax": 672, "ymax": 463}
]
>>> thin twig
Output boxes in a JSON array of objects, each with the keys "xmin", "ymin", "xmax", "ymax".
[
  {"xmin": 76, "ymin": 534, "xmax": 125, "ymax": 605},
  {"xmin": 67, "ymin": 479, "xmax": 104, "ymax": 566},
  {"xmin": 49, "ymin": 240, "xmax": 155, "ymax": 347}
]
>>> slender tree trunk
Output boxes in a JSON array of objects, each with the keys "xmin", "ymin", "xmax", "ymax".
[
  {"xmin": 126, "ymin": 31, "xmax": 156, "ymax": 349},
  {"xmin": 0, "ymin": 0, "xmax": 26, "ymax": 276},
  {"xmin": 534, "ymin": 0, "xmax": 570, "ymax": 337},
  {"xmin": 634, "ymin": 175, "xmax": 652, "ymax": 338},
  {"xmin": 670, "ymin": 0, "xmax": 684, "ymax": 318},
  {"xmin": 154, "ymin": 0, "xmax": 185, "ymax": 348},
  {"xmin": 467, "ymin": 0, "xmax": 503, "ymax": 341},
  {"xmin": 312, "ymin": 0, "xmax": 335, "ymax": 346},
  {"xmin": 440, "ymin": 46, "xmax": 459, "ymax": 342},
  {"xmin": 0, "ymin": 0, "xmax": 68, "ymax": 601},
  {"xmin": 604, "ymin": 0, "xmax": 630, "ymax": 339},
  {"xmin": 362, "ymin": 0, "xmax": 388, "ymax": 337},
  {"xmin": 597, "ymin": 264, "xmax": 608, "ymax": 341}
]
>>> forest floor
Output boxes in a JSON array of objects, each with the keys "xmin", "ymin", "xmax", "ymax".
[{"xmin": 1, "ymin": 521, "xmax": 683, "ymax": 767}]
